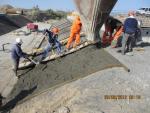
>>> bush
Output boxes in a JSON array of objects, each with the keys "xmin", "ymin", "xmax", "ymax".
[{"xmin": 26, "ymin": 8, "xmax": 68, "ymax": 22}]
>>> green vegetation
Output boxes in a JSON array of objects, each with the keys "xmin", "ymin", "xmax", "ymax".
[{"xmin": 27, "ymin": 6, "xmax": 68, "ymax": 22}]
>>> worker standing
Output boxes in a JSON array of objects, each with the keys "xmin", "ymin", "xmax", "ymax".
[
  {"xmin": 11, "ymin": 38, "xmax": 28, "ymax": 76},
  {"xmin": 121, "ymin": 11, "xmax": 138, "ymax": 55},
  {"xmin": 42, "ymin": 28, "xmax": 61, "ymax": 59},
  {"xmin": 66, "ymin": 16, "xmax": 82, "ymax": 49}
]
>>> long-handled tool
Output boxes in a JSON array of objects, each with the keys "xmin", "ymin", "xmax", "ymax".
[{"xmin": 26, "ymin": 57, "xmax": 39, "ymax": 65}]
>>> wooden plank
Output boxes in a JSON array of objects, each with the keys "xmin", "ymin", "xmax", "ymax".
[
  {"xmin": 42, "ymin": 41, "xmax": 90, "ymax": 62},
  {"xmin": 19, "ymin": 41, "xmax": 92, "ymax": 68}
]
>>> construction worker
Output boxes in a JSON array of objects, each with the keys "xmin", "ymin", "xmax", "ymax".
[
  {"xmin": 102, "ymin": 17, "xmax": 122, "ymax": 45},
  {"xmin": 111, "ymin": 23, "xmax": 123, "ymax": 48},
  {"xmin": 11, "ymin": 38, "xmax": 28, "ymax": 76},
  {"xmin": 121, "ymin": 11, "xmax": 138, "ymax": 55},
  {"xmin": 42, "ymin": 28, "xmax": 61, "ymax": 59},
  {"xmin": 66, "ymin": 16, "xmax": 82, "ymax": 49}
]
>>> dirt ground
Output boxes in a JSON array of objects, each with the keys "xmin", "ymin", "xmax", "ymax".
[{"xmin": 1, "ymin": 44, "xmax": 124, "ymax": 112}]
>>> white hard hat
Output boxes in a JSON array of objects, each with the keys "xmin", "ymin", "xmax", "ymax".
[{"xmin": 16, "ymin": 38, "xmax": 23, "ymax": 44}]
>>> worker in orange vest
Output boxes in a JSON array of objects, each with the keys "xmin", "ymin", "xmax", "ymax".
[
  {"xmin": 111, "ymin": 24, "xmax": 123, "ymax": 48},
  {"xmin": 66, "ymin": 16, "xmax": 82, "ymax": 49},
  {"xmin": 102, "ymin": 17, "xmax": 122, "ymax": 45}
]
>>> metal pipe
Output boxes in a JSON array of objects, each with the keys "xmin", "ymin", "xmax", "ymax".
[{"xmin": 2, "ymin": 43, "xmax": 10, "ymax": 51}]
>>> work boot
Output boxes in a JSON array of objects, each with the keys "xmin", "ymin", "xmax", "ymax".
[
  {"xmin": 64, "ymin": 48, "xmax": 69, "ymax": 52},
  {"xmin": 129, "ymin": 48, "xmax": 133, "ymax": 52}
]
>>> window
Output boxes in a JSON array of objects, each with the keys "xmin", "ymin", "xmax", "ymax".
[
  {"xmin": 140, "ymin": 8, "xmax": 145, "ymax": 10},
  {"xmin": 145, "ymin": 8, "xmax": 148, "ymax": 11}
]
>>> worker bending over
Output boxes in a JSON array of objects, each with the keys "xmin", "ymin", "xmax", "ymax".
[
  {"xmin": 66, "ymin": 16, "xmax": 82, "ymax": 49},
  {"xmin": 111, "ymin": 23, "xmax": 123, "ymax": 48},
  {"xmin": 102, "ymin": 17, "xmax": 122, "ymax": 45},
  {"xmin": 42, "ymin": 28, "xmax": 61, "ymax": 59},
  {"xmin": 11, "ymin": 38, "xmax": 28, "ymax": 76},
  {"xmin": 121, "ymin": 11, "xmax": 138, "ymax": 55}
]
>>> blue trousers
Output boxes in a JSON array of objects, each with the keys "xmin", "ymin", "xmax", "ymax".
[{"xmin": 42, "ymin": 40, "xmax": 61, "ymax": 58}]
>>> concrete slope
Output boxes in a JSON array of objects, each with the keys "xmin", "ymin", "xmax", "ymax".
[
  {"xmin": 0, "ymin": 15, "xmax": 19, "ymax": 35},
  {"xmin": 50, "ymin": 19, "xmax": 72, "ymax": 40},
  {"xmin": 8, "ymin": 45, "xmax": 150, "ymax": 113},
  {"xmin": 0, "ymin": 15, "xmax": 32, "ymax": 36},
  {"xmin": 0, "ymin": 45, "xmax": 124, "ymax": 112},
  {"xmin": 6, "ymin": 15, "xmax": 32, "ymax": 28},
  {"xmin": 10, "ymin": 68, "xmax": 129, "ymax": 113}
]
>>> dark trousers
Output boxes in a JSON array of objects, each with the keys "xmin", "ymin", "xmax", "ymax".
[
  {"xmin": 12, "ymin": 58, "xmax": 19, "ymax": 76},
  {"xmin": 122, "ymin": 33, "xmax": 135, "ymax": 55}
]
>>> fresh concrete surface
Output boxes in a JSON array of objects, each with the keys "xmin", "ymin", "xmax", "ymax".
[
  {"xmin": 5, "ymin": 40, "xmax": 150, "ymax": 113},
  {"xmin": 0, "ymin": 22, "xmax": 51, "ymax": 97},
  {"xmin": 1, "ymin": 45, "xmax": 123, "ymax": 112},
  {"xmin": 9, "ymin": 66, "xmax": 150, "ymax": 113}
]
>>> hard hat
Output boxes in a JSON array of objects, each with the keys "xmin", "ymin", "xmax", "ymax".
[
  {"xmin": 16, "ymin": 38, "xmax": 23, "ymax": 44},
  {"xmin": 52, "ymin": 28, "xmax": 59, "ymax": 34}
]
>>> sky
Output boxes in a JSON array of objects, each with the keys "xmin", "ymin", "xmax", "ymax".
[{"xmin": 0, "ymin": 0, "xmax": 150, "ymax": 12}]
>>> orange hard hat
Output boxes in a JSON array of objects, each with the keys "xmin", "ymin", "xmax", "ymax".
[{"xmin": 52, "ymin": 27, "xmax": 59, "ymax": 34}]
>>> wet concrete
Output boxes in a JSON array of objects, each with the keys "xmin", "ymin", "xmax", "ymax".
[{"xmin": 4, "ymin": 45, "xmax": 123, "ymax": 108}]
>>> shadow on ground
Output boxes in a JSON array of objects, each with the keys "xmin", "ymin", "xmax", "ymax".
[
  {"xmin": 0, "ymin": 86, "xmax": 37, "ymax": 113},
  {"xmin": 138, "ymin": 42, "xmax": 150, "ymax": 47}
]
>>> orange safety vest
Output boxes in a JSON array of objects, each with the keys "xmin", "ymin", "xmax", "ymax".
[
  {"xmin": 71, "ymin": 18, "xmax": 82, "ymax": 33},
  {"xmin": 113, "ymin": 26, "xmax": 123, "ymax": 41}
]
